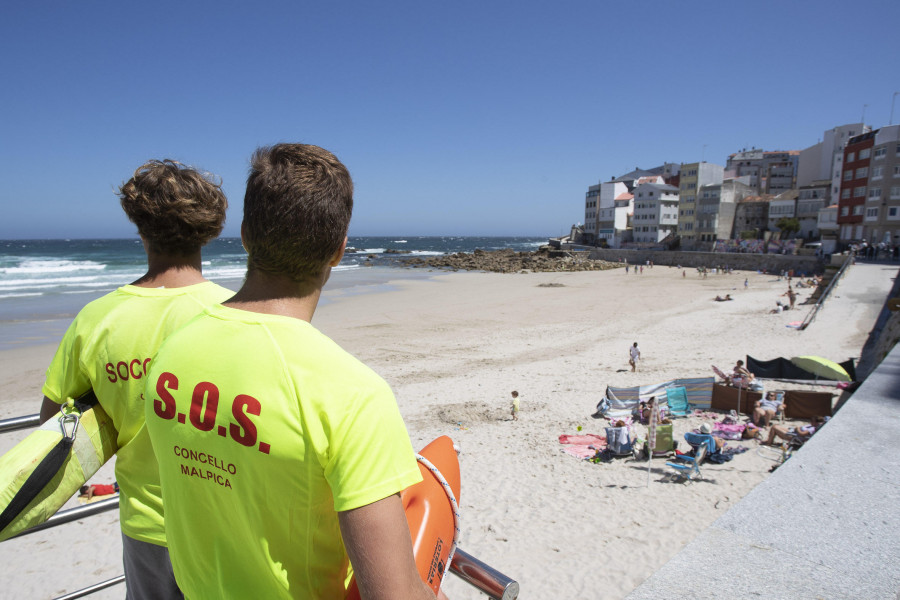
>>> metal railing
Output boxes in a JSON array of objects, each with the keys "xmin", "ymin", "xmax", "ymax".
[
  {"xmin": 799, "ymin": 254, "xmax": 853, "ymax": 330},
  {"xmin": 2, "ymin": 413, "xmax": 518, "ymax": 599}
]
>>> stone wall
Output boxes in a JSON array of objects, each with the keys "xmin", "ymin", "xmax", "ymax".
[{"xmin": 579, "ymin": 248, "xmax": 825, "ymax": 274}]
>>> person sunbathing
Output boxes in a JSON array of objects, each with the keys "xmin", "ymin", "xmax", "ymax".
[
  {"xmin": 763, "ymin": 416, "xmax": 825, "ymax": 446},
  {"xmin": 753, "ymin": 392, "xmax": 785, "ymax": 427},
  {"xmin": 714, "ymin": 294, "xmax": 733, "ymax": 302},
  {"xmin": 79, "ymin": 482, "xmax": 119, "ymax": 501}
]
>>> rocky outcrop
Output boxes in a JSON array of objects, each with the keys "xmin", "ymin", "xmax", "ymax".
[{"xmin": 401, "ymin": 247, "xmax": 622, "ymax": 273}]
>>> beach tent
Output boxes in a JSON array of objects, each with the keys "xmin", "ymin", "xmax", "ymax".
[{"xmin": 598, "ymin": 377, "xmax": 714, "ymax": 419}]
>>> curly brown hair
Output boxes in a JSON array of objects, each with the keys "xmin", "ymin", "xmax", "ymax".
[
  {"xmin": 242, "ymin": 144, "xmax": 353, "ymax": 284},
  {"xmin": 118, "ymin": 160, "xmax": 227, "ymax": 255}
]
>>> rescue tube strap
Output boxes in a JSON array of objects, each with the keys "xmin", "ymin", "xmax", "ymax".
[{"xmin": 0, "ymin": 435, "xmax": 74, "ymax": 533}]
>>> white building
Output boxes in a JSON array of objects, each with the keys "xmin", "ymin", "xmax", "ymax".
[
  {"xmin": 798, "ymin": 123, "xmax": 870, "ymax": 206},
  {"xmin": 768, "ymin": 190, "xmax": 798, "ymax": 235},
  {"xmin": 631, "ymin": 183, "xmax": 679, "ymax": 243}
]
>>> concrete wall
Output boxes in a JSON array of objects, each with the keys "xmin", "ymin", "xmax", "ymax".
[{"xmin": 584, "ymin": 248, "xmax": 824, "ymax": 273}]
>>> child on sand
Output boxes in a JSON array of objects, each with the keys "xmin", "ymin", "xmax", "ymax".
[{"xmin": 511, "ymin": 391, "xmax": 520, "ymax": 421}]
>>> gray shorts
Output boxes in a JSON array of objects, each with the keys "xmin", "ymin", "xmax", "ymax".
[{"xmin": 122, "ymin": 533, "xmax": 183, "ymax": 600}]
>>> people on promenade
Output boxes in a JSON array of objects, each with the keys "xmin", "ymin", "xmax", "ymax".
[
  {"xmin": 143, "ymin": 144, "xmax": 439, "ymax": 599},
  {"xmin": 629, "ymin": 342, "xmax": 641, "ymax": 372},
  {"xmin": 40, "ymin": 159, "xmax": 231, "ymax": 599}
]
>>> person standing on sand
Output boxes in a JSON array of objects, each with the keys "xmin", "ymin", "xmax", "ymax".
[
  {"xmin": 629, "ymin": 342, "xmax": 641, "ymax": 372},
  {"xmin": 40, "ymin": 160, "xmax": 231, "ymax": 599},
  {"xmin": 143, "ymin": 144, "xmax": 440, "ymax": 600},
  {"xmin": 511, "ymin": 390, "xmax": 520, "ymax": 421}
]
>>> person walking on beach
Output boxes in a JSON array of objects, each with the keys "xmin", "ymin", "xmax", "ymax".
[
  {"xmin": 39, "ymin": 160, "xmax": 231, "ymax": 599},
  {"xmin": 629, "ymin": 342, "xmax": 641, "ymax": 372},
  {"xmin": 511, "ymin": 390, "xmax": 520, "ymax": 421},
  {"xmin": 144, "ymin": 144, "xmax": 439, "ymax": 600}
]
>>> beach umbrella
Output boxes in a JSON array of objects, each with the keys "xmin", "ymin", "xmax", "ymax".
[{"xmin": 789, "ymin": 356, "xmax": 851, "ymax": 382}]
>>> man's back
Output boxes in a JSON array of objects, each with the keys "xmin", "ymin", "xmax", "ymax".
[
  {"xmin": 145, "ymin": 304, "xmax": 421, "ymax": 598},
  {"xmin": 43, "ymin": 281, "xmax": 232, "ymax": 544}
]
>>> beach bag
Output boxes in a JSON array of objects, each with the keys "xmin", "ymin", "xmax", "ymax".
[
  {"xmin": 0, "ymin": 392, "xmax": 118, "ymax": 541},
  {"xmin": 743, "ymin": 424, "xmax": 760, "ymax": 440}
]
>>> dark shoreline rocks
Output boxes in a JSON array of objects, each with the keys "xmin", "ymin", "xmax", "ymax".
[{"xmin": 400, "ymin": 247, "xmax": 622, "ymax": 273}]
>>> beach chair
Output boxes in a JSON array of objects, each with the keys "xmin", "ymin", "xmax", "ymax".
[
  {"xmin": 711, "ymin": 365, "xmax": 731, "ymax": 384},
  {"xmin": 683, "ymin": 431, "xmax": 719, "ymax": 458},
  {"xmin": 665, "ymin": 386, "xmax": 692, "ymax": 417},
  {"xmin": 666, "ymin": 444, "xmax": 707, "ymax": 482},
  {"xmin": 775, "ymin": 391, "xmax": 786, "ymax": 423}
]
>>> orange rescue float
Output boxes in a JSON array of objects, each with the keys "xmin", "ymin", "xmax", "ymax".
[{"xmin": 346, "ymin": 435, "xmax": 460, "ymax": 598}]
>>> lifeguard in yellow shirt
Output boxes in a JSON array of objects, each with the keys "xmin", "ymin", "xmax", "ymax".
[
  {"xmin": 40, "ymin": 160, "xmax": 231, "ymax": 599},
  {"xmin": 144, "ymin": 144, "xmax": 440, "ymax": 599}
]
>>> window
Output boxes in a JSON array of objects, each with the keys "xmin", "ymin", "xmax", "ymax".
[
  {"xmin": 844, "ymin": 170, "xmax": 853, "ymax": 181},
  {"xmin": 853, "ymin": 206, "xmax": 864, "ymax": 216},
  {"xmin": 842, "ymin": 189, "xmax": 850, "ymax": 199},
  {"xmin": 890, "ymin": 207, "xmax": 899, "ymax": 217},
  {"xmin": 873, "ymin": 166, "xmax": 883, "ymax": 179},
  {"xmin": 867, "ymin": 207, "xmax": 879, "ymax": 218},
  {"xmin": 855, "ymin": 186, "xmax": 866, "ymax": 197},
  {"xmin": 894, "ymin": 166, "xmax": 900, "ymax": 178},
  {"xmin": 874, "ymin": 147, "xmax": 886, "ymax": 159},
  {"xmin": 856, "ymin": 167, "xmax": 868, "ymax": 179},
  {"xmin": 892, "ymin": 186, "xmax": 900, "ymax": 200},
  {"xmin": 859, "ymin": 148, "xmax": 871, "ymax": 159},
  {"xmin": 869, "ymin": 188, "xmax": 882, "ymax": 199},
  {"xmin": 841, "ymin": 207, "xmax": 849, "ymax": 216},
  {"xmin": 847, "ymin": 152, "xmax": 855, "ymax": 162}
]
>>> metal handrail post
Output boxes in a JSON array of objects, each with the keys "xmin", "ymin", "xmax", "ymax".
[
  {"xmin": 0, "ymin": 413, "xmax": 40, "ymax": 434},
  {"xmin": 54, "ymin": 576, "xmax": 126, "ymax": 600},
  {"xmin": 449, "ymin": 547, "xmax": 519, "ymax": 600},
  {"xmin": 9, "ymin": 497, "xmax": 120, "ymax": 539}
]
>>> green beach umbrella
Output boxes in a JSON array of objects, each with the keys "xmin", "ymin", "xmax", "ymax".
[{"xmin": 790, "ymin": 356, "xmax": 851, "ymax": 382}]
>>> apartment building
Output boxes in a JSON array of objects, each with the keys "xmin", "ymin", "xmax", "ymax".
[
  {"xmin": 732, "ymin": 195, "xmax": 773, "ymax": 238},
  {"xmin": 798, "ymin": 123, "xmax": 869, "ymax": 206},
  {"xmin": 583, "ymin": 164, "xmax": 678, "ymax": 247},
  {"xmin": 797, "ymin": 180, "xmax": 829, "ymax": 239},
  {"xmin": 768, "ymin": 190, "xmax": 798, "ymax": 236},
  {"xmin": 861, "ymin": 125, "xmax": 900, "ymax": 245},
  {"xmin": 677, "ymin": 162, "xmax": 723, "ymax": 241},
  {"xmin": 725, "ymin": 149, "xmax": 799, "ymax": 195},
  {"xmin": 631, "ymin": 183, "xmax": 680, "ymax": 243},
  {"xmin": 837, "ymin": 130, "xmax": 877, "ymax": 242},
  {"xmin": 695, "ymin": 179, "xmax": 753, "ymax": 241}
]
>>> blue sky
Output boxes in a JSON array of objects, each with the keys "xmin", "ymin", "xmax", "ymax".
[{"xmin": 1, "ymin": 1, "xmax": 898, "ymax": 239}]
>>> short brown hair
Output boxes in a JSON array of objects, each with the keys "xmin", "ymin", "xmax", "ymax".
[
  {"xmin": 242, "ymin": 144, "xmax": 353, "ymax": 283},
  {"xmin": 118, "ymin": 160, "xmax": 227, "ymax": 255}
]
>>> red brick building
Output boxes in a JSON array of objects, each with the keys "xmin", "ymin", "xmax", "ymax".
[{"xmin": 837, "ymin": 131, "xmax": 876, "ymax": 241}]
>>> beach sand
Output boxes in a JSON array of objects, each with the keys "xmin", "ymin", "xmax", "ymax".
[{"xmin": 0, "ymin": 262, "xmax": 893, "ymax": 598}]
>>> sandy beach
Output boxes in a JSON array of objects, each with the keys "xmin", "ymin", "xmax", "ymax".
[{"xmin": 0, "ymin": 262, "xmax": 893, "ymax": 599}]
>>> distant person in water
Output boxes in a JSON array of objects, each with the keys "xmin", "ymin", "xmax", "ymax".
[{"xmin": 40, "ymin": 159, "xmax": 231, "ymax": 599}]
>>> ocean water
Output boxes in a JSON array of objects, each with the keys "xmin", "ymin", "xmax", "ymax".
[{"xmin": 0, "ymin": 236, "xmax": 546, "ymax": 348}]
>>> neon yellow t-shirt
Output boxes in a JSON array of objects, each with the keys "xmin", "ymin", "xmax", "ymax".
[
  {"xmin": 42, "ymin": 281, "xmax": 233, "ymax": 545},
  {"xmin": 144, "ymin": 304, "xmax": 422, "ymax": 599}
]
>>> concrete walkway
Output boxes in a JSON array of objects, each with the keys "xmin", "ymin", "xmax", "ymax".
[{"xmin": 627, "ymin": 264, "xmax": 900, "ymax": 600}]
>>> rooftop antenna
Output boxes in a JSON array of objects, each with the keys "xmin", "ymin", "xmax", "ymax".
[
  {"xmin": 891, "ymin": 92, "xmax": 900, "ymax": 125},
  {"xmin": 862, "ymin": 103, "xmax": 868, "ymax": 123},
  {"xmin": 702, "ymin": 144, "xmax": 708, "ymax": 162}
]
